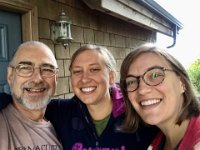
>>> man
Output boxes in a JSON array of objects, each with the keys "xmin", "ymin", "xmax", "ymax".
[{"xmin": 0, "ymin": 41, "xmax": 62, "ymax": 150}]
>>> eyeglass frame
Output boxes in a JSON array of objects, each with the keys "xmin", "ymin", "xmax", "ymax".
[
  {"xmin": 122, "ymin": 66, "xmax": 175, "ymax": 92},
  {"xmin": 9, "ymin": 62, "xmax": 59, "ymax": 78}
]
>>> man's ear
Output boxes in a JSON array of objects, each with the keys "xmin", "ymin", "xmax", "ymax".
[
  {"xmin": 7, "ymin": 67, "xmax": 13, "ymax": 86},
  {"xmin": 55, "ymin": 69, "xmax": 59, "ymax": 84}
]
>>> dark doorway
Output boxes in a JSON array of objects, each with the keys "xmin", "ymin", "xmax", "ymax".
[{"xmin": 0, "ymin": 10, "xmax": 22, "ymax": 93}]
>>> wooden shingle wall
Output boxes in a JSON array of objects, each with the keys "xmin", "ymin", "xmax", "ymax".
[{"xmin": 1, "ymin": 0, "xmax": 156, "ymax": 98}]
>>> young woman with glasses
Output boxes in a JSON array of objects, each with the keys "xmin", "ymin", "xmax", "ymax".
[{"xmin": 120, "ymin": 44, "xmax": 200, "ymax": 150}]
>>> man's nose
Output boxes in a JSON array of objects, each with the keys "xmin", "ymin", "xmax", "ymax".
[{"xmin": 30, "ymin": 68, "xmax": 44, "ymax": 82}]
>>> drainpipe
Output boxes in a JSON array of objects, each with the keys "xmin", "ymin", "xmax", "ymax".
[{"xmin": 167, "ymin": 25, "xmax": 177, "ymax": 48}]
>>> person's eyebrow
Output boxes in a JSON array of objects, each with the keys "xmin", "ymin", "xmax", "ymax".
[
  {"xmin": 18, "ymin": 61, "xmax": 33, "ymax": 65},
  {"xmin": 41, "ymin": 63, "xmax": 57, "ymax": 69}
]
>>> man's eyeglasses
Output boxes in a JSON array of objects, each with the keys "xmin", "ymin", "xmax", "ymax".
[
  {"xmin": 10, "ymin": 63, "xmax": 59, "ymax": 78},
  {"xmin": 123, "ymin": 66, "xmax": 174, "ymax": 92}
]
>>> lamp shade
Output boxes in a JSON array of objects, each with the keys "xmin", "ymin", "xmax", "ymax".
[{"xmin": 51, "ymin": 10, "xmax": 73, "ymax": 46}]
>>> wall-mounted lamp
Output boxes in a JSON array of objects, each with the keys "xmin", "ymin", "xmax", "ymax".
[{"xmin": 51, "ymin": 10, "xmax": 73, "ymax": 47}]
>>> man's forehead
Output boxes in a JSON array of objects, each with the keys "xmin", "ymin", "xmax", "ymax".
[
  {"xmin": 14, "ymin": 46, "xmax": 57, "ymax": 66},
  {"xmin": 17, "ymin": 45, "xmax": 45, "ymax": 54}
]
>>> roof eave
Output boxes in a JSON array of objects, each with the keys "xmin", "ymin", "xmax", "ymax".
[
  {"xmin": 135, "ymin": 0, "xmax": 183, "ymax": 30},
  {"xmin": 82, "ymin": 0, "xmax": 183, "ymax": 37}
]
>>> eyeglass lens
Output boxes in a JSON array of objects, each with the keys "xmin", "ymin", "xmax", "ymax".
[{"xmin": 125, "ymin": 68, "xmax": 165, "ymax": 92}]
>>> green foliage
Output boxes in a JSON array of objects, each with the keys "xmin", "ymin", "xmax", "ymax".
[{"xmin": 187, "ymin": 58, "xmax": 200, "ymax": 94}]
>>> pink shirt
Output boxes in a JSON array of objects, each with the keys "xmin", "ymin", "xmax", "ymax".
[{"xmin": 148, "ymin": 116, "xmax": 200, "ymax": 150}]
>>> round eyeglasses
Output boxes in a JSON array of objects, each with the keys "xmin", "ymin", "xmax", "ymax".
[
  {"xmin": 10, "ymin": 63, "xmax": 59, "ymax": 78},
  {"xmin": 123, "ymin": 66, "xmax": 174, "ymax": 92}
]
